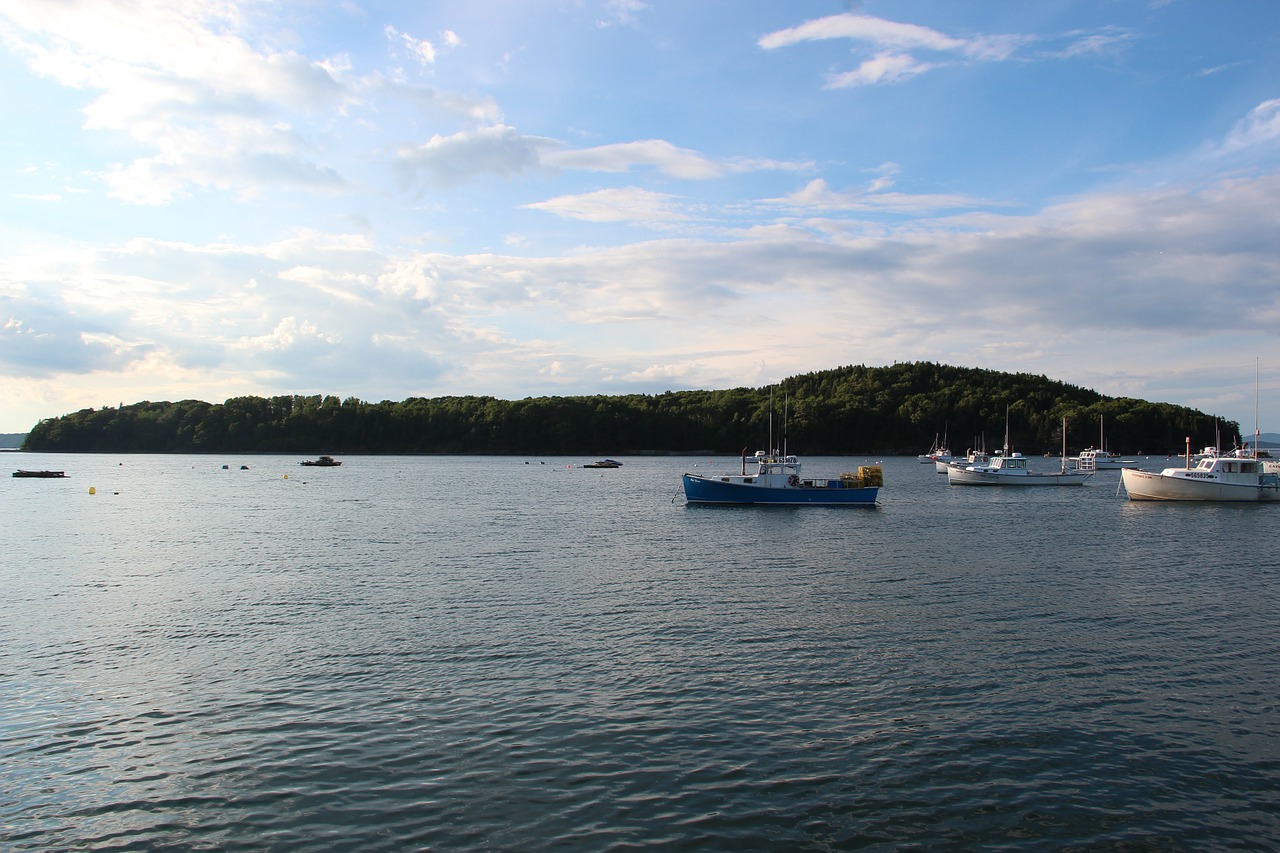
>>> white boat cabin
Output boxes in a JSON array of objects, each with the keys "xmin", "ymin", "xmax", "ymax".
[
  {"xmin": 750, "ymin": 450, "xmax": 800, "ymax": 476},
  {"xmin": 1190, "ymin": 456, "xmax": 1262, "ymax": 476},
  {"xmin": 965, "ymin": 452, "xmax": 1029, "ymax": 474}
]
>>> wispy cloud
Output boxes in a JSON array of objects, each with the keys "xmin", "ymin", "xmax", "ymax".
[
  {"xmin": 758, "ymin": 12, "xmax": 1033, "ymax": 87},
  {"xmin": 384, "ymin": 25, "xmax": 461, "ymax": 66},
  {"xmin": 1049, "ymin": 27, "xmax": 1135, "ymax": 59},
  {"xmin": 825, "ymin": 53, "xmax": 936, "ymax": 88},
  {"xmin": 760, "ymin": 12, "xmax": 1121, "ymax": 89},
  {"xmin": 395, "ymin": 125, "xmax": 554, "ymax": 190},
  {"xmin": 1217, "ymin": 99, "xmax": 1280, "ymax": 154},
  {"xmin": 763, "ymin": 164, "xmax": 998, "ymax": 215},
  {"xmin": 526, "ymin": 187, "xmax": 688, "ymax": 224},
  {"xmin": 544, "ymin": 140, "xmax": 724, "ymax": 179},
  {"xmin": 596, "ymin": 0, "xmax": 649, "ymax": 28},
  {"xmin": 395, "ymin": 131, "xmax": 809, "ymax": 190}
]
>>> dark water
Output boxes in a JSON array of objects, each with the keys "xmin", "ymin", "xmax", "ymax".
[{"xmin": 3, "ymin": 453, "xmax": 1279, "ymax": 850}]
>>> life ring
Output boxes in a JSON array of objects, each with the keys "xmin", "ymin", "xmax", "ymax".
[{"xmin": 788, "ymin": 474, "xmax": 800, "ymax": 487}]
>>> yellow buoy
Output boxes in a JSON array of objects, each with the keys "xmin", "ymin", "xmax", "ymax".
[
  {"xmin": 284, "ymin": 474, "xmax": 288, "ymax": 479},
  {"xmin": 88, "ymin": 486, "xmax": 96, "ymax": 495}
]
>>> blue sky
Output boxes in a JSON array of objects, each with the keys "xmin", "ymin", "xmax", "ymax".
[{"xmin": 2, "ymin": 0, "xmax": 1278, "ymax": 440}]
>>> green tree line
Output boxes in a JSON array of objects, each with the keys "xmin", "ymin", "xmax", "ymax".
[{"xmin": 21, "ymin": 362, "xmax": 1237, "ymax": 455}]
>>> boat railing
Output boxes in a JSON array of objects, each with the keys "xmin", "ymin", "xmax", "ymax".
[{"xmin": 1075, "ymin": 454, "xmax": 1096, "ymax": 473}]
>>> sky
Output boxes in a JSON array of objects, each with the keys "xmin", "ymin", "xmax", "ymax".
[{"xmin": 2, "ymin": 1, "xmax": 1279, "ymax": 439}]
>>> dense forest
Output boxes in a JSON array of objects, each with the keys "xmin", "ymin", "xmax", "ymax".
[{"xmin": 21, "ymin": 362, "xmax": 1237, "ymax": 456}]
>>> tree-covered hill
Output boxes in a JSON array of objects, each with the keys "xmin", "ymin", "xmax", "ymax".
[{"xmin": 21, "ymin": 362, "xmax": 1237, "ymax": 456}]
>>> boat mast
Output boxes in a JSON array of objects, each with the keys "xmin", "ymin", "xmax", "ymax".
[
  {"xmin": 1255, "ymin": 358, "xmax": 1261, "ymax": 459},
  {"xmin": 1062, "ymin": 416, "xmax": 1068, "ymax": 473}
]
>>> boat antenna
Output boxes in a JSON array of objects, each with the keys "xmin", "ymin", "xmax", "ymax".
[
  {"xmin": 1255, "ymin": 358, "xmax": 1261, "ymax": 459},
  {"xmin": 783, "ymin": 388, "xmax": 789, "ymax": 458}
]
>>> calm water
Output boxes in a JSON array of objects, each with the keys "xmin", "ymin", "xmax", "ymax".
[{"xmin": 3, "ymin": 452, "xmax": 1279, "ymax": 850}]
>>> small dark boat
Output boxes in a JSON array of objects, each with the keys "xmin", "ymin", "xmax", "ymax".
[
  {"xmin": 582, "ymin": 459, "xmax": 622, "ymax": 468},
  {"xmin": 13, "ymin": 470, "xmax": 66, "ymax": 478},
  {"xmin": 300, "ymin": 455, "xmax": 342, "ymax": 467}
]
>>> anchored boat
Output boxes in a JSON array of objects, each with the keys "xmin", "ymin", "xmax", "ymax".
[
  {"xmin": 682, "ymin": 450, "xmax": 882, "ymax": 505},
  {"xmin": 1068, "ymin": 416, "xmax": 1137, "ymax": 469},
  {"xmin": 1122, "ymin": 363, "xmax": 1279, "ymax": 501},
  {"xmin": 300, "ymin": 455, "xmax": 342, "ymax": 467},
  {"xmin": 1121, "ymin": 437, "xmax": 1280, "ymax": 502},
  {"xmin": 948, "ymin": 413, "xmax": 1092, "ymax": 486}
]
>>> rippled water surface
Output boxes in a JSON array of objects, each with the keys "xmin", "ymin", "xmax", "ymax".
[{"xmin": 3, "ymin": 453, "xmax": 1279, "ymax": 850}]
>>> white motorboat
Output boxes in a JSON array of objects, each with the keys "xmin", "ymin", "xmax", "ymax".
[
  {"xmin": 917, "ymin": 432, "xmax": 954, "ymax": 465},
  {"xmin": 1069, "ymin": 416, "xmax": 1137, "ymax": 469},
  {"xmin": 1121, "ymin": 452, "xmax": 1280, "ymax": 501},
  {"xmin": 1191, "ymin": 445, "xmax": 1221, "ymax": 463},
  {"xmin": 940, "ymin": 447, "xmax": 990, "ymax": 473},
  {"xmin": 948, "ymin": 451, "xmax": 1094, "ymax": 486},
  {"xmin": 1072, "ymin": 447, "xmax": 1139, "ymax": 470},
  {"xmin": 1122, "ymin": 363, "xmax": 1280, "ymax": 501},
  {"xmin": 948, "ymin": 414, "xmax": 1093, "ymax": 486}
]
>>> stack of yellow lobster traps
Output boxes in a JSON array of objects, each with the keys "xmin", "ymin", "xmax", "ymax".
[{"xmin": 840, "ymin": 465, "xmax": 884, "ymax": 487}]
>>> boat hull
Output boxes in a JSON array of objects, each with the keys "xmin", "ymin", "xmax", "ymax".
[
  {"xmin": 681, "ymin": 474, "xmax": 878, "ymax": 505},
  {"xmin": 1121, "ymin": 468, "xmax": 1280, "ymax": 502},
  {"xmin": 947, "ymin": 467, "xmax": 1090, "ymax": 486}
]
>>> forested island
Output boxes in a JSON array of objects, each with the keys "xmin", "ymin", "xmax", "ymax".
[{"xmin": 21, "ymin": 362, "xmax": 1236, "ymax": 456}]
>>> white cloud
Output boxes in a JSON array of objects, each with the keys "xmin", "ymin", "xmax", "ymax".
[
  {"xmin": 759, "ymin": 14, "xmax": 966, "ymax": 53},
  {"xmin": 544, "ymin": 140, "xmax": 723, "ymax": 179},
  {"xmin": 826, "ymin": 52, "xmax": 934, "ymax": 88},
  {"xmin": 398, "ymin": 131, "xmax": 804, "ymax": 190},
  {"xmin": 1053, "ymin": 28, "xmax": 1134, "ymax": 59},
  {"xmin": 395, "ymin": 125, "xmax": 554, "ymax": 189},
  {"xmin": 385, "ymin": 25, "xmax": 437, "ymax": 65},
  {"xmin": 3, "ymin": 169, "xmax": 1280, "ymax": 428},
  {"xmin": 1219, "ymin": 99, "xmax": 1280, "ymax": 154},
  {"xmin": 771, "ymin": 177, "xmax": 995, "ymax": 214},
  {"xmin": 760, "ymin": 12, "xmax": 1035, "ymax": 88},
  {"xmin": 0, "ymin": 0, "xmax": 352, "ymax": 204},
  {"xmin": 526, "ymin": 188, "xmax": 687, "ymax": 223},
  {"xmin": 597, "ymin": 0, "xmax": 649, "ymax": 28}
]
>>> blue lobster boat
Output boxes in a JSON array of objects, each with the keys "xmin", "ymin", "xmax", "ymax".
[{"xmin": 682, "ymin": 450, "xmax": 882, "ymax": 506}]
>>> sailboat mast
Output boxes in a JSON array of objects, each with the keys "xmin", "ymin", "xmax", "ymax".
[{"xmin": 1062, "ymin": 415, "xmax": 1068, "ymax": 474}]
